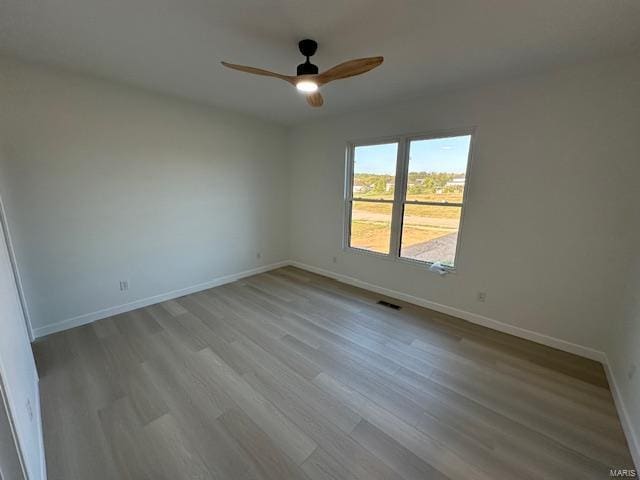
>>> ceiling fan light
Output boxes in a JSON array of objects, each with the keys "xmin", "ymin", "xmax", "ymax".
[{"xmin": 296, "ymin": 80, "xmax": 318, "ymax": 93}]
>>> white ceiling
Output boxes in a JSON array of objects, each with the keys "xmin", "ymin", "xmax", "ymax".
[{"xmin": 2, "ymin": 0, "xmax": 640, "ymax": 124}]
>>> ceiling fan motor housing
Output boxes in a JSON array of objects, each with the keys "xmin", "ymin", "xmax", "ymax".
[
  {"xmin": 298, "ymin": 39, "xmax": 317, "ymax": 57},
  {"xmin": 297, "ymin": 39, "xmax": 319, "ymax": 75},
  {"xmin": 297, "ymin": 61, "xmax": 318, "ymax": 76}
]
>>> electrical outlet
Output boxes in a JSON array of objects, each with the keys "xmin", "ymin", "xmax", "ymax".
[
  {"xmin": 332, "ymin": 256, "xmax": 337, "ymax": 264},
  {"xmin": 477, "ymin": 291, "xmax": 487, "ymax": 302},
  {"xmin": 26, "ymin": 399, "xmax": 33, "ymax": 422},
  {"xmin": 628, "ymin": 364, "xmax": 637, "ymax": 381},
  {"xmin": 119, "ymin": 280, "xmax": 129, "ymax": 291},
  {"xmin": 256, "ymin": 252, "xmax": 262, "ymax": 260}
]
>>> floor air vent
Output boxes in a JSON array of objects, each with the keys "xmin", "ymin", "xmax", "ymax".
[{"xmin": 377, "ymin": 300, "xmax": 401, "ymax": 310}]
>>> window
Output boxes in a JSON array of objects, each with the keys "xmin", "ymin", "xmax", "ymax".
[
  {"xmin": 345, "ymin": 130, "xmax": 473, "ymax": 269},
  {"xmin": 348, "ymin": 142, "xmax": 398, "ymax": 254}
]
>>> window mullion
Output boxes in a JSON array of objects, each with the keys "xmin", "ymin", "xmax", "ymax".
[
  {"xmin": 389, "ymin": 137, "xmax": 408, "ymax": 258},
  {"xmin": 343, "ymin": 144, "xmax": 355, "ymax": 249}
]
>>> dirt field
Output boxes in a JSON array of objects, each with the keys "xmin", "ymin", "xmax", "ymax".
[
  {"xmin": 350, "ymin": 221, "xmax": 454, "ymax": 254},
  {"xmin": 349, "ymin": 196, "xmax": 462, "ymax": 255}
]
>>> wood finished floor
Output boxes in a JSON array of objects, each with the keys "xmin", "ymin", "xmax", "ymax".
[{"xmin": 33, "ymin": 266, "xmax": 634, "ymax": 480}]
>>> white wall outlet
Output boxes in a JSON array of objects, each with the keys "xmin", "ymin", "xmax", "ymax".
[
  {"xmin": 477, "ymin": 291, "xmax": 487, "ymax": 302},
  {"xmin": 119, "ymin": 280, "xmax": 129, "ymax": 291},
  {"xmin": 628, "ymin": 363, "xmax": 637, "ymax": 381},
  {"xmin": 26, "ymin": 399, "xmax": 33, "ymax": 422},
  {"xmin": 256, "ymin": 252, "xmax": 262, "ymax": 260},
  {"xmin": 332, "ymin": 256, "xmax": 337, "ymax": 264}
]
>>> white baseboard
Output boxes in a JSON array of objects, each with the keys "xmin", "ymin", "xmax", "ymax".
[
  {"xmin": 289, "ymin": 261, "xmax": 606, "ymax": 363},
  {"xmin": 603, "ymin": 355, "xmax": 640, "ymax": 470},
  {"xmin": 32, "ymin": 261, "xmax": 289, "ymax": 338}
]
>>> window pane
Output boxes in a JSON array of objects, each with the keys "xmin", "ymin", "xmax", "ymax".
[
  {"xmin": 406, "ymin": 135, "xmax": 471, "ymax": 203},
  {"xmin": 353, "ymin": 143, "xmax": 398, "ymax": 200},
  {"xmin": 350, "ymin": 201, "xmax": 393, "ymax": 254},
  {"xmin": 400, "ymin": 204, "xmax": 462, "ymax": 266}
]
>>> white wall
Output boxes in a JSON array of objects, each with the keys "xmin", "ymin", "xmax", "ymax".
[
  {"xmin": 0, "ymin": 214, "xmax": 42, "ymax": 480},
  {"xmin": 289, "ymin": 55, "xmax": 640, "ymax": 356},
  {"xmin": 0, "ymin": 57, "xmax": 290, "ymax": 336},
  {"xmin": 0, "ymin": 385, "xmax": 27, "ymax": 480}
]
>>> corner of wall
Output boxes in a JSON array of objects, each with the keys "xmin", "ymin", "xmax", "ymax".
[
  {"xmin": 603, "ymin": 354, "xmax": 640, "ymax": 469},
  {"xmin": 0, "ymin": 197, "xmax": 34, "ymax": 341}
]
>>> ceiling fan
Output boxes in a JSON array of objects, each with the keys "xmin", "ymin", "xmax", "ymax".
[{"xmin": 221, "ymin": 39, "xmax": 383, "ymax": 107}]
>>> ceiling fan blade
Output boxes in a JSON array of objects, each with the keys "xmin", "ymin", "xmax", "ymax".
[
  {"xmin": 221, "ymin": 62, "xmax": 295, "ymax": 85},
  {"xmin": 306, "ymin": 92, "xmax": 324, "ymax": 107},
  {"xmin": 316, "ymin": 57, "xmax": 383, "ymax": 85}
]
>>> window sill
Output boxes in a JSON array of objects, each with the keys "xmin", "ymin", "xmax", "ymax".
[{"xmin": 343, "ymin": 246, "xmax": 457, "ymax": 275}]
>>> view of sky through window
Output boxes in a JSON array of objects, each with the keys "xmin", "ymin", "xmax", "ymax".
[
  {"xmin": 353, "ymin": 142, "xmax": 398, "ymax": 175},
  {"xmin": 408, "ymin": 135, "xmax": 470, "ymax": 174},
  {"xmin": 353, "ymin": 136, "xmax": 470, "ymax": 175}
]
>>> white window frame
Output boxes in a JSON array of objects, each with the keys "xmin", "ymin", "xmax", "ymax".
[{"xmin": 343, "ymin": 127, "xmax": 476, "ymax": 271}]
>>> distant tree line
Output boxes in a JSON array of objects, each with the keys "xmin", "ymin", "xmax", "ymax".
[{"xmin": 354, "ymin": 172, "xmax": 461, "ymax": 195}]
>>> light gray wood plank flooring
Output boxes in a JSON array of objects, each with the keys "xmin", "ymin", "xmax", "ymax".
[{"xmin": 33, "ymin": 266, "xmax": 635, "ymax": 479}]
